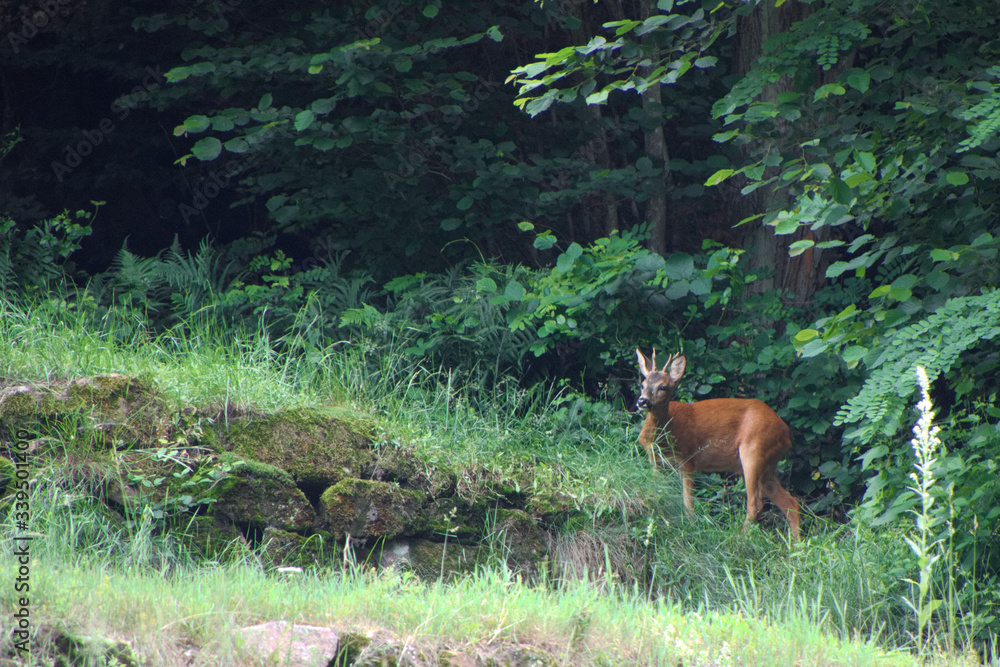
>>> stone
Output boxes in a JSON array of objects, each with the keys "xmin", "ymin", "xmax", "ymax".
[
  {"xmin": 215, "ymin": 461, "xmax": 316, "ymax": 532},
  {"xmin": 237, "ymin": 621, "xmax": 339, "ymax": 667},
  {"xmin": 317, "ymin": 478, "xmax": 426, "ymax": 540}
]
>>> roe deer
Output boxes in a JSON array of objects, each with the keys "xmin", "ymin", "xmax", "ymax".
[{"xmin": 635, "ymin": 349, "xmax": 800, "ymax": 539}]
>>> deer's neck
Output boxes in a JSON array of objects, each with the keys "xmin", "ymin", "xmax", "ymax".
[{"xmin": 639, "ymin": 402, "xmax": 674, "ymax": 446}]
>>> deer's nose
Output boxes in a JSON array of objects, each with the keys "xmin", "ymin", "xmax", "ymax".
[{"xmin": 636, "ymin": 396, "xmax": 650, "ymax": 410}]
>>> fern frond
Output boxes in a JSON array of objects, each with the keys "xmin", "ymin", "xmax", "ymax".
[{"xmin": 835, "ymin": 290, "xmax": 1000, "ymax": 443}]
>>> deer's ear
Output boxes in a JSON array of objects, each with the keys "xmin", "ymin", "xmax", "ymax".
[
  {"xmin": 636, "ymin": 348, "xmax": 652, "ymax": 377},
  {"xmin": 668, "ymin": 354, "xmax": 686, "ymax": 381}
]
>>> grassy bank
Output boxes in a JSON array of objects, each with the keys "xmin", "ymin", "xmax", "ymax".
[
  {"xmin": 2, "ymin": 555, "xmax": 937, "ymax": 666},
  {"xmin": 0, "ymin": 296, "xmax": 993, "ymax": 665}
]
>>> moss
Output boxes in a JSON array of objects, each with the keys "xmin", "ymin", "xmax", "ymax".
[
  {"xmin": 230, "ymin": 459, "xmax": 295, "ymax": 486},
  {"xmin": 525, "ymin": 489, "xmax": 578, "ymax": 519},
  {"xmin": 379, "ymin": 538, "xmax": 484, "ymax": 580},
  {"xmin": 50, "ymin": 626, "xmax": 139, "ymax": 667},
  {"xmin": 318, "ymin": 478, "xmax": 427, "ymax": 539},
  {"xmin": 182, "ymin": 516, "xmax": 244, "ymax": 559},
  {"xmin": 372, "ymin": 445, "xmax": 457, "ymax": 497},
  {"xmin": 0, "ymin": 456, "xmax": 14, "ymax": 496},
  {"xmin": 215, "ymin": 467, "xmax": 316, "ymax": 532},
  {"xmin": 0, "ymin": 385, "xmax": 50, "ymax": 420},
  {"xmin": 0, "ymin": 375, "xmax": 165, "ymax": 442},
  {"xmin": 490, "ymin": 509, "xmax": 549, "ymax": 580},
  {"xmin": 218, "ymin": 407, "xmax": 377, "ymax": 487},
  {"xmin": 259, "ymin": 527, "xmax": 341, "ymax": 568},
  {"xmin": 424, "ymin": 496, "xmax": 487, "ymax": 540},
  {"xmin": 333, "ymin": 632, "xmax": 371, "ymax": 665},
  {"xmin": 64, "ymin": 374, "xmax": 151, "ymax": 407}
]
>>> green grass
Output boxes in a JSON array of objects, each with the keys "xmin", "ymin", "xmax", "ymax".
[
  {"xmin": 0, "ymin": 297, "xmax": 311, "ymax": 412},
  {"xmin": 0, "ymin": 295, "xmax": 994, "ymax": 665},
  {"xmin": 1, "ymin": 551, "xmax": 946, "ymax": 667}
]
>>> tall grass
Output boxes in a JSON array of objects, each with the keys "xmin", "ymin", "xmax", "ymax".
[
  {"xmin": 0, "ymin": 296, "xmax": 309, "ymax": 412},
  {"xmin": 0, "ymin": 296, "xmax": 995, "ymax": 664}
]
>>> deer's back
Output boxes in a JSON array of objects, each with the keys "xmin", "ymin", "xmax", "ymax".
[{"xmin": 662, "ymin": 399, "xmax": 791, "ymax": 472}]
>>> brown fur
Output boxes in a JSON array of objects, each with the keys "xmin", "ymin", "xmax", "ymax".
[{"xmin": 636, "ymin": 349, "xmax": 801, "ymax": 539}]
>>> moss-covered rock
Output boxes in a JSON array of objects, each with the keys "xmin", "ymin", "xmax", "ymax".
[
  {"xmin": 353, "ymin": 640, "xmax": 432, "ymax": 667},
  {"xmin": 260, "ymin": 526, "xmax": 341, "ymax": 568},
  {"xmin": 377, "ymin": 538, "xmax": 484, "ymax": 580},
  {"xmin": 317, "ymin": 479, "xmax": 427, "ymax": 540},
  {"xmin": 491, "ymin": 509, "xmax": 549, "ymax": 580},
  {"xmin": 0, "ymin": 456, "xmax": 14, "ymax": 497},
  {"xmin": 217, "ymin": 407, "xmax": 377, "ymax": 487},
  {"xmin": 215, "ymin": 461, "xmax": 316, "ymax": 532},
  {"xmin": 0, "ymin": 375, "xmax": 165, "ymax": 443},
  {"xmin": 370, "ymin": 445, "xmax": 457, "ymax": 497},
  {"xmin": 183, "ymin": 515, "xmax": 245, "ymax": 559}
]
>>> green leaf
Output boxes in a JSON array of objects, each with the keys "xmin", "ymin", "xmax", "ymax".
[
  {"xmin": 945, "ymin": 170, "xmax": 970, "ymax": 186},
  {"xmin": 211, "ymin": 116, "xmax": 235, "ymax": 132},
  {"xmin": 799, "ymin": 339, "xmax": 829, "ymax": 357},
  {"xmin": 826, "ymin": 261, "xmax": 850, "ymax": 278},
  {"xmin": 774, "ymin": 217, "xmax": 799, "ymax": 235},
  {"xmin": 440, "ymin": 217, "xmax": 462, "ymax": 231},
  {"xmin": 664, "ymin": 280, "xmax": 690, "ymax": 299},
  {"xmin": 845, "ymin": 70, "xmax": 870, "ymax": 93},
  {"xmin": 859, "ymin": 445, "xmax": 888, "ymax": 470},
  {"xmin": 789, "ymin": 239, "xmax": 815, "ymax": 256},
  {"xmin": 827, "ymin": 177, "xmax": 852, "ymax": 205},
  {"xmin": 312, "ymin": 137, "xmax": 335, "ymax": 151},
  {"xmin": 475, "ymin": 277, "xmax": 497, "ymax": 293},
  {"xmin": 663, "ymin": 253, "xmax": 695, "ymax": 280},
  {"xmin": 178, "ymin": 115, "xmax": 210, "ymax": 135},
  {"xmin": 855, "ymin": 151, "xmax": 876, "ymax": 173},
  {"xmin": 842, "ymin": 345, "xmax": 868, "ymax": 365},
  {"xmin": 191, "ymin": 137, "xmax": 222, "ymax": 161},
  {"xmin": 556, "ymin": 242, "xmax": 583, "ymax": 272},
  {"xmin": 456, "ymin": 195, "xmax": 474, "ymax": 211},
  {"xmin": 258, "ymin": 93, "xmax": 273, "ymax": 110},
  {"xmin": 223, "ymin": 138, "xmax": 250, "ymax": 153},
  {"xmin": 794, "ymin": 328, "xmax": 819, "ymax": 343},
  {"xmin": 810, "ymin": 163, "xmax": 832, "ymax": 179},
  {"xmin": 294, "ymin": 109, "xmax": 315, "ymax": 131},
  {"xmin": 889, "ymin": 285, "xmax": 912, "ymax": 301},
  {"xmin": 814, "ymin": 84, "xmax": 846, "ymax": 101},
  {"xmin": 422, "ymin": 5, "xmax": 439, "ymax": 18},
  {"xmin": 533, "ymin": 233, "xmax": 556, "ymax": 251},
  {"xmin": 517, "ymin": 221, "xmax": 535, "ymax": 232},
  {"xmin": 891, "ymin": 274, "xmax": 919, "ymax": 290},
  {"xmin": 705, "ymin": 168, "xmax": 734, "ymax": 186},
  {"xmin": 504, "ymin": 281, "xmax": 526, "ymax": 300}
]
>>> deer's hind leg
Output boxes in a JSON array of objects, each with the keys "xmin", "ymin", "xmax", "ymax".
[{"xmin": 761, "ymin": 473, "xmax": 801, "ymax": 539}]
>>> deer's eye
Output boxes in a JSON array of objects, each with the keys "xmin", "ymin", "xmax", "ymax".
[{"xmin": 658, "ymin": 385, "xmax": 668, "ymax": 391}]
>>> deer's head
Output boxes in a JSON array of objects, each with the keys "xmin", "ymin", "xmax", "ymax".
[{"xmin": 635, "ymin": 349, "xmax": 686, "ymax": 411}]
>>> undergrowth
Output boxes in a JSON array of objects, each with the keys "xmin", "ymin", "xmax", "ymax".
[{"xmin": 0, "ymin": 295, "xmax": 995, "ymax": 664}]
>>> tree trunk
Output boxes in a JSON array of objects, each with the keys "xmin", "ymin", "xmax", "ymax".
[
  {"xmin": 730, "ymin": 0, "xmax": 826, "ymax": 302},
  {"xmin": 640, "ymin": 0, "xmax": 670, "ymax": 255}
]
